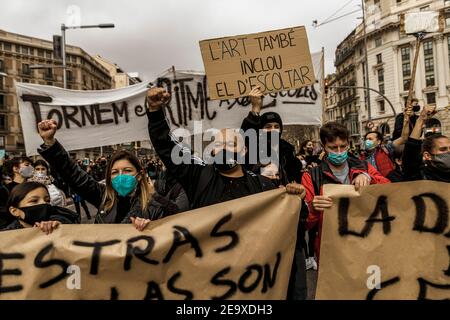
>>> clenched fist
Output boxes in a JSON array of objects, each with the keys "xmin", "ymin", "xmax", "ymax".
[
  {"xmin": 146, "ymin": 87, "xmax": 170, "ymax": 112},
  {"xmin": 286, "ymin": 182, "xmax": 306, "ymax": 199},
  {"xmin": 38, "ymin": 119, "xmax": 58, "ymax": 146}
]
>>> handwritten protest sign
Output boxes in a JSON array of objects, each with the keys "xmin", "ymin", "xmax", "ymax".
[
  {"xmin": 199, "ymin": 26, "xmax": 315, "ymax": 100},
  {"xmin": 316, "ymin": 181, "xmax": 450, "ymax": 300},
  {"xmin": 0, "ymin": 189, "xmax": 301, "ymax": 300},
  {"xmin": 16, "ymin": 51, "xmax": 322, "ymax": 156}
]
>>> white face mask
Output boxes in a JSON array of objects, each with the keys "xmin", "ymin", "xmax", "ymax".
[{"xmin": 19, "ymin": 166, "xmax": 34, "ymax": 178}]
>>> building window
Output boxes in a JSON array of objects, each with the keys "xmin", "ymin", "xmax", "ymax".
[
  {"xmin": 0, "ymin": 114, "xmax": 6, "ymax": 130},
  {"xmin": 45, "ymin": 51, "xmax": 52, "ymax": 59},
  {"xmin": 423, "ymin": 40, "xmax": 435, "ymax": 88},
  {"xmin": 375, "ymin": 37, "xmax": 382, "ymax": 47},
  {"xmin": 3, "ymin": 42, "xmax": 11, "ymax": 51},
  {"xmin": 376, "ymin": 53, "xmax": 382, "ymax": 64},
  {"xmin": 426, "ymin": 92, "xmax": 436, "ymax": 105},
  {"xmin": 400, "ymin": 46, "xmax": 411, "ymax": 92},
  {"xmin": 44, "ymin": 68, "xmax": 53, "ymax": 80},
  {"xmin": 448, "ymin": 36, "xmax": 450, "ymax": 69},
  {"xmin": 377, "ymin": 69, "xmax": 384, "ymax": 94},
  {"xmin": 67, "ymin": 70, "xmax": 73, "ymax": 82},
  {"xmin": 423, "ymin": 40, "xmax": 433, "ymax": 56},
  {"xmin": 403, "ymin": 79, "xmax": 410, "ymax": 91},
  {"xmin": 402, "ymin": 62, "xmax": 411, "ymax": 77},
  {"xmin": 21, "ymin": 46, "xmax": 29, "ymax": 55},
  {"xmin": 21, "ymin": 63, "xmax": 31, "ymax": 76},
  {"xmin": 0, "ymin": 60, "xmax": 4, "ymax": 73},
  {"xmin": 15, "ymin": 44, "xmax": 20, "ymax": 53},
  {"xmin": 0, "ymin": 95, "xmax": 4, "ymax": 109},
  {"xmin": 378, "ymin": 100, "xmax": 385, "ymax": 113},
  {"xmin": 424, "ymin": 57, "xmax": 434, "ymax": 72},
  {"xmin": 425, "ymin": 74, "xmax": 435, "ymax": 87},
  {"xmin": 37, "ymin": 49, "xmax": 44, "ymax": 57},
  {"xmin": 401, "ymin": 46, "xmax": 410, "ymax": 60}
]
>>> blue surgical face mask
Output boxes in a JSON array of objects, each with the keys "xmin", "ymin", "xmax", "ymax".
[
  {"xmin": 327, "ymin": 150, "xmax": 349, "ymax": 166},
  {"xmin": 111, "ymin": 174, "xmax": 138, "ymax": 197},
  {"xmin": 365, "ymin": 139, "xmax": 376, "ymax": 151}
]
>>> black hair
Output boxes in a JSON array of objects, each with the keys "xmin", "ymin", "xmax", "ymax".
[
  {"xmin": 422, "ymin": 134, "xmax": 448, "ymax": 154},
  {"xmin": 364, "ymin": 131, "xmax": 383, "ymax": 142},
  {"xmin": 300, "ymin": 140, "xmax": 313, "ymax": 154},
  {"xmin": 4, "ymin": 156, "xmax": 33, "ymax": 177},
  {"xmin": 404, "ymin": 98, "xmax": 419, "ymax": 107},
  {"xmin": 320, "ymin": 122, "xmax": 349, "ymax": 145},
  {"xmin": 33, "ymin": 159, "xmax": 49, "ymax": 172},
  {"xmin": 5, "ymin": 181, "xmax": 49, "ymax": 212}
]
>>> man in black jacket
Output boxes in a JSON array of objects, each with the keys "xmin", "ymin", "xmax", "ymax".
[
  {"xmin": 392, "ymin": 98, "xmax": 419, "ymax": 140},
  {"xmin": 146, "ymin": 87, "xmax": 306, "ymax": 208},
  {"xmin": 403, "ymin": 105, "xmax": 450, "ymax": 182},
  {"xmin": 146, "ymin": 87, "xmax": 308, "ymax": 300}
]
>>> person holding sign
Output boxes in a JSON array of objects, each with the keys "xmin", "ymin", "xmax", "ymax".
[
  {"xmin": 145, "ymin": 87, "xmax": 306, "ymax": 207},
  {"xmin": 240, "ymin": 87, "xmax": 308, "ymax": 299},
  {"xmin": 2, "ymin": 181, "xmax": 79, "ymax": 233},
  {"xmin": 403, "ymin": 105, "xmax": 450, "ymax": 182},
  {"xmin": 241, "ymin": 87, "xmax": 303, "ymax": 186},
  {"xmin": 301, "ymin": 122, "xmax": 390, "ymax": 265},
  {"xmin": 36, "ymin": 120, "xmax": 178, "ymax": 230}
]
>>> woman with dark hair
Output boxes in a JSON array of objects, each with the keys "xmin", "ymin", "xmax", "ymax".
[
  {"xmin": 36, "ymin": 119, "xmax": 175, "ymax": 231},
  {"xmin": 2, "ymin": 181, "xmax": 79, "ymax": 232},
  {"xmin": 298, "ymin": 140, "xmax": 320, "ymax": 169},
  {"xmin": 403, "ymin": 105, "xmax": 450, "ymax": 182},
  {"xmin": 29, "ymin": 159, "xmax": 67, "ymax": 207}
]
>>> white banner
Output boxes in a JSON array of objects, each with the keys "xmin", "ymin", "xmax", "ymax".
[
  {"xmin": 405, "ymin": 11, "xmax": 440, "ymax": 34},
  {"xmin": 17, "ymin": 52, "xmax": 323, "ymax": 156}
]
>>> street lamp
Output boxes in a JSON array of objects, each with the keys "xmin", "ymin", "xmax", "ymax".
[{"xmin": 61, "ymin": 23, "xmax": 115, "ymax": 88}]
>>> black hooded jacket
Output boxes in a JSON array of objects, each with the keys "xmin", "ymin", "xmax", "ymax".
[
  {"xmin": 240, "ymin": 111, "xmax": 303, "ymax": 184},
  {"xmin": 402, "ymin": 137, "xmax": 450, "ymax": 182},
  {"xmin": 38, "ymin": 141, "xmax": 179, "ymax": 223},
  {"xmin": 147, "ymin": 109, "xmax": 276, "ymax": 209}
]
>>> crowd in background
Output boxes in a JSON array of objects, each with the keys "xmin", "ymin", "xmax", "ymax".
[{"xmin": 0, "ymin": 86, "xmax": 448, "ymax": 300}]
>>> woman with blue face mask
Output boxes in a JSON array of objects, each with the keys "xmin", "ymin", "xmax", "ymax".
[{"xmin": 35, "ymin": 119, "xmax": 166, "ymax": 231}]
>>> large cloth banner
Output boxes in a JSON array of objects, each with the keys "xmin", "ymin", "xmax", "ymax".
[
  {"xmin": 316, "ymin": 181, "xmax": 450, "ymax": 300},
  {"xmin": 16, "ymin": 52, "xmax": 322, "ymax": 156},
  {"xmin": 16, "ymin": 81, "xmax": 150, "ymax": 156},
  {"xmin": 0, "ymin": 189, "xmax": 301, "ymax": 300}
]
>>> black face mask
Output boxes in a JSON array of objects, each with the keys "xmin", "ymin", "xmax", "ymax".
[
  {"xmin": 412, "ymin": 104, "xmax": 420, "ymax": 113},
  {"xmin": 306, "ymin": 147, "xmax": 314, "ymax": 154},
  {"xmin": 19, "ymin": 203, "xmax": 53, "ymax": 225},
  {"xmin": 428, "ymin": 152, "xmax": 450, "ymax": 173},
  {"xmin": 212, "ymin": 149, "xmax": 239, "ymax": 172}
]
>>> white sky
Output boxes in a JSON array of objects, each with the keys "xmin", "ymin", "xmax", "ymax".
[{"xmin": 0, "ymin": 0, "xmax": 362, "ymax": 81}]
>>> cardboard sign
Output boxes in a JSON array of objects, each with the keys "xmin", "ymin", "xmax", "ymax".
[
  {"xmin": 316, "ymin": 181, "xmax": 450, "ymax": 300},
  {"xmin": 0, "ymin": 189, "xmax": 301, "ymax": 300},
  {"xmin": 199, "ymin": 26, "xmax": 315, "ymax": 100}
]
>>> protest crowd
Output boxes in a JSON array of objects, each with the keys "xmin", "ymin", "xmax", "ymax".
[{"xmin": 0, "ymin": 79, "xmax": 448, "ymax": 300}]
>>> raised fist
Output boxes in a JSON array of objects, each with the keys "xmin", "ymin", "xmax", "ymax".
[
  {"xmin": 146, "ymin": 87, "xmax": 170, "ymax": 112},
  {"xmin": 38, "ymin": 119, "xmax": 57, "ymax": 146}
]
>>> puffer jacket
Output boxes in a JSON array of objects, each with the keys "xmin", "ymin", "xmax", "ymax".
[{"xmin": 38, "ymin": 140, "xmax": 165, "ymax": 223}]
